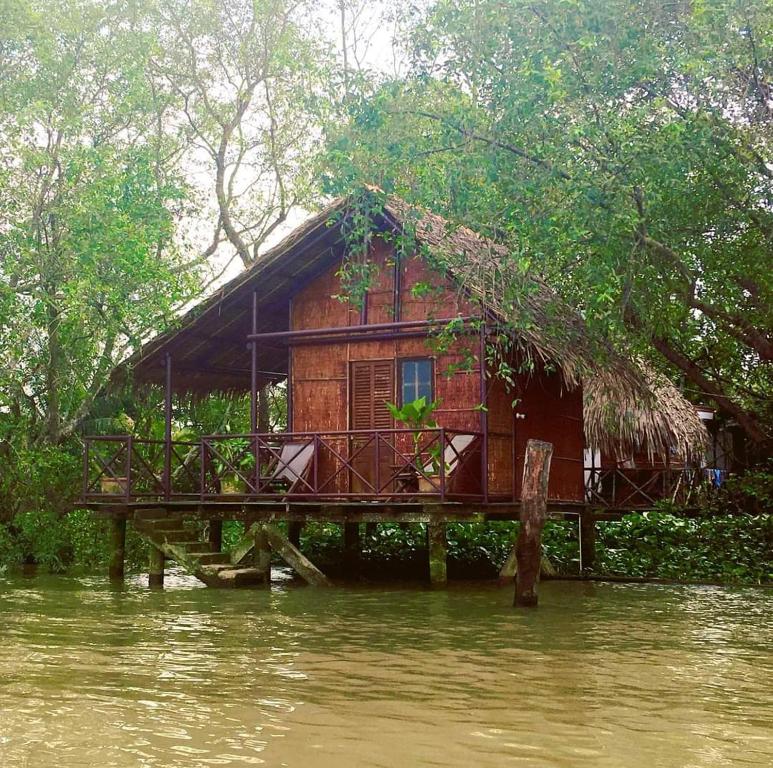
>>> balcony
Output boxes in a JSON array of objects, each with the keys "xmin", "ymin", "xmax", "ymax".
[{"xmin": 81, "ymin": 428, "xmax": 484, "ymax": 504}]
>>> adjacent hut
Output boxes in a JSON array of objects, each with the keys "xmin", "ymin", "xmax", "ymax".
[{"xmin": 82, "ymin": 192, "xmax": 708, "ymax": 586}]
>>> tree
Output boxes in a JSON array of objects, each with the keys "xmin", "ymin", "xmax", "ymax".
[
  {"xmin": 0, "ymin": 0, "xmax": 197, "ymax": 451},
  {"xmin": 147, "ymin": 0, "xmax": 333, "ymax": 269},
  {"xmin": 322, "ymin": 0, "xmax": 772, "ymax": 453}
]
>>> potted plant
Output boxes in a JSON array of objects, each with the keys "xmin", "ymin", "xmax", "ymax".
[{"xmin": 386, "ymin": 396, "xmax": 444, "ymax": 493}]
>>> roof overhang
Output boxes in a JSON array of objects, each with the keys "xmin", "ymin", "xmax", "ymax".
[{"xmin": 118, "ymin": 198, "xmax": 356, "ymax": 394}]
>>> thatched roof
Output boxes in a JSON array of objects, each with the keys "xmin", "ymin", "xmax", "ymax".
[
  {"xmin": 378, "ymin": 195, "xmax": 708, "ymax": 459},
  {"xmin": 121, "ymin": 190, "xmax": 707, "ymax": 458}
]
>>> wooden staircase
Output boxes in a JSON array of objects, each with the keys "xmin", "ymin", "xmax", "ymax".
[{"xmin": 134, "ymin": 513, "xmax": 267, "ymax": 588}]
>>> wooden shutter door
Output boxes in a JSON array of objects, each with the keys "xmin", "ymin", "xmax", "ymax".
[{"xmin": 350, "ymin": 360, "xmax": 394, "ymax": 493}]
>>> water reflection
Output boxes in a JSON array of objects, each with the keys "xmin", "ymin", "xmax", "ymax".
[{"xmin": 0, "ymin": 576, "xmax": 771, "ymax": 767}]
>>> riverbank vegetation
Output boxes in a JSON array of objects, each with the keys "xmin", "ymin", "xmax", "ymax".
[
  {"xmin": 1, "ymin": 0, "xmax": 770, "ymax": 578},
  {"xmin": 2, "ymin": 507, "xmax": 770, "ymax": 586}
]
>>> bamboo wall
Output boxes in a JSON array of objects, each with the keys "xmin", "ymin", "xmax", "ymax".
[{"xmin": 289, "ymin": 238, "xmax": 584, "ymax": 501}]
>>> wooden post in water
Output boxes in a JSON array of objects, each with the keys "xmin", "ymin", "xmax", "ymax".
[
  {"xmin": 580, "ymin": 509, "xmax": 596, "ymax": 571},
  {"xmin": 428, "ymin": 520, "xmax": 448, "ymax": 587},
  {"xmin": 108, "ymin": 517, "xmax": 126, "ymax": 583},
  {"xmin": 514, "ymin": 439, "xmax": 553, "ymax": 608},
  {"xmin": 343, "ymin": 523, "xmax": 360, "ymax": 578},
  {"xmin": 288, "ymin": 521, "xmax": 303, "ymax": 549},
  {"xmin": 148, "ymin": 545, "xmax": 165, "ymax": 589},
  {"xmin": 209, "ymin": 519, "xmax": 223, "ymax": 552},
  {"xmin": 253, "ymin": 525, "xmax": 271, "ymax": 584}
]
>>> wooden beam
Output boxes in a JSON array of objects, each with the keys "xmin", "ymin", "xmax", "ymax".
[
  {"xmin": 514, "ymin": 440, "xmax": 553, "ymax": 608},
  {"xmin": 427, "ymin": 520, "xmax": 448, "ymax": 586},
  {"xmin": 343, "ymin": 523, "xmax": 361, "ymax": 578},
  {"xmin": 108, "ymin": 517, "xmax": 126, "ymax": 582},
  {"xmin": 262, "ymin": 523, "xmax": 332, "ymax": 586},
  {"xmin": 148, "ymin": 545, "xmax": 165, "ymax": 589}
]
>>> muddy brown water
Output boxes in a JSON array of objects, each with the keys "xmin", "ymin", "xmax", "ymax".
[{"xmin": 0, "ymin": 571, "xmax": 771, "ymax": 767}]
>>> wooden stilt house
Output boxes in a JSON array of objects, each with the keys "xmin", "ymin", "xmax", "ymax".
[{"xmin": 82, "ymin": 192, "xmax": 706, "ymax": 513}]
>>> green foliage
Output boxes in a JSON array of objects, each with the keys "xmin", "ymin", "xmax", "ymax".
[
  {"xmin": 295, "ymin": 514, "xmax": 769, "ymax": 585},
  {"xmin": 596, "ymin": 513, "xmax": 772, "ymax": 584},
  {"xmin": 386, "ymin": 396, "xmax": 439, "ymax": 428},
  {"xmin": 323, "ymin": 0, "xmax": 773, "ymax": 447},
  {"xmin": 0, "ymin": 0, "xmax": 200, "ymax": 455},
  {"xmin": 0, "ymin": 445, "xmax": 80, "ymax": 525},
  {"xmin": 387, "ymin": 396, "xmax": 442, "ymax": 468}
]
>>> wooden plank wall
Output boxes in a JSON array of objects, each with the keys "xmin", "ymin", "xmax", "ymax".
[
  {"xmin": 289, "ymin": 237, "xmax": 584, "ymax": 502},
  {"xmin": 514, "ymin": 364, "xmax": 584, "ymax": 501}
]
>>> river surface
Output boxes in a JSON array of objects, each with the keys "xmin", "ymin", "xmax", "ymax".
[{"xmin": 0, "ymin": 572, "xmax": 771, "ymax": 768}]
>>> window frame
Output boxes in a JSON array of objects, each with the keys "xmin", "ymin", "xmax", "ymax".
[{"xmin": 398, "ymin": 356, "xmax": 435, "ymax": 406}]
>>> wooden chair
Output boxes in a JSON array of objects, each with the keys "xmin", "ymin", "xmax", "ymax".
[
  {"xmin": 426, "ymin": 433, "xmax": 477, "ymax": 475},
  {"xmin": 261, "ymin": 441, "xmax": 315, "ymax": 495},
  {"xmin": 419, "ymin": 433, "xmax": 480, "ymax": 495}
]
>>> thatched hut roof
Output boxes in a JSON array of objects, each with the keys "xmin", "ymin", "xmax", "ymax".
[
  {"xmin": 121, "ymin": 191, "xmax": 707, "ymax": 458},
  {"xmin": 379, "ymin": 195, "xmax": 708, "ymax": 459}
]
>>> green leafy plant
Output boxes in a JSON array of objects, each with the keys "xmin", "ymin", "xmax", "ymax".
[{"xmin": 386, "ymin": 396, "xmax": 441, "ymax": 472}]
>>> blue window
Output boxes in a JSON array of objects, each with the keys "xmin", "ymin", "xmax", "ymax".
[{"xmin": 401, "ymin": 358, "xmax": 433, "ymax": 404}]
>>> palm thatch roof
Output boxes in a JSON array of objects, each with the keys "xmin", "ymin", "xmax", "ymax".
[
  {"xmin": 380, "ymin": 194, "xmax": 707, "ymax": 458},
  {"xmin": 122, "ymin": 190, "xmax": 708, "ymax": 458}
]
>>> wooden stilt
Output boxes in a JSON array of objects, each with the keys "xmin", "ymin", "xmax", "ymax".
[
  {"xmin": 253, "ymin": 525, "xmax": 271, "ymax": 584},
  {"xmin": 148, "ymin": 545, "xmax": 165, "ymax": 589},
  {"xmin": 427, "ymin": 521, "xmax": 447, "ymax": 586},
  {"xmin": 288, "ymin": 521, "xmax": 303, "ymax": 549},
  {"xmin": 343, "ymin": 522, "xmax": 360, "ymax": 578},
  {"xmin": 108, "ymin": 517, "xmax": 126, "ymax": 583},
  {"xmin": 208, "ymin": 519, "xmax": 223, "ymax": 552},
  {"xmin": 580, "ymin": 510, "xmax": 597, "ymax": 571},
  {"xmin": 514, "ymin": 439, "xmax": 553, "ymax": 607}
]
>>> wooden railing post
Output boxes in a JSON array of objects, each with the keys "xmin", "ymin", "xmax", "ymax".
[
  {"xmin": 125, "ymin": 435, "xmax": 132, "ymax": 502},
  {"xmin": 439, "ymin": 428, "xmax": 446, "ymax": 502},
  {"xmin": 514, "ymin": 439, "xmax": 553, "ymax": 608},
  {"xmin": 163, "ymin": 352, "xmax": 172, "ymax": 501},
  {"xmin": 199, "ymin": 439, "xmax": 207, "ymax": 500},
  {"xmin": 375, "ymin": 430, "xmax": 381, "ymax": 494},
  {"xmin": 312, "ymin": 434, "xmax": 319, "ymax": 494},
  {"xmin": 82, "ymin": 439, "xmax": 89, "ymax": 499}
]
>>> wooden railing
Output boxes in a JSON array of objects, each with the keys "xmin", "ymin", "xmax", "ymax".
[
  {"xmin": 82, "ymin": 436, "xmax": 202, "ymax": 501},
  {"xmin": 82, "ymin": 428, "xmax": 483, "ymax": 503},
  {"xmin": 584, "ymin": 467, "xmax": 718, "ymax": 509}
]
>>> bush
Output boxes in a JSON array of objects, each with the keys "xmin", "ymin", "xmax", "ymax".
[{"xmin": 596, "ymin": 512, "xmax": 772, "ymax": 584}]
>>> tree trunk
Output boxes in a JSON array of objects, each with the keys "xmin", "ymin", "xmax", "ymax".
[
  {"xmin": 514, "ymin": 440, "xmax": 553, "ymax": 608},
  {"xmin": 258, "ymin": 385, "xmax": 270, "ymax": 432}
]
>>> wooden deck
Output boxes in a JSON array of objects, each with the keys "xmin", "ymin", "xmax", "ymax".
[{"xmin": 83, "ymin": 498, "xmax": 587, "ymax": 523}]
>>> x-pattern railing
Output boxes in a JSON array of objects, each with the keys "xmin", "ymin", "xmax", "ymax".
[
  {"xmin": 83, "ymin": 428, "xmax": 483, "ymax": 502},
  {"xmin": 585, "ymin": 467, "xmax": 707, "ymax": 509},
  {"xmin": 83, "ymin": 436, "xmax": 201, "ymax": 501}
]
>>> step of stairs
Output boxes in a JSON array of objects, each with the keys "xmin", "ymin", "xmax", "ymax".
[
  {"xmin": 154, "ymin": 529, "xmax": 199, "ymax": 544},
  {"xmin": 133, "ymin": 517, "xmax": 267, "ymax": 588},
  {"xmin": 184, "ymin": 551, "xmax": 231, "ymax": 566}
]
